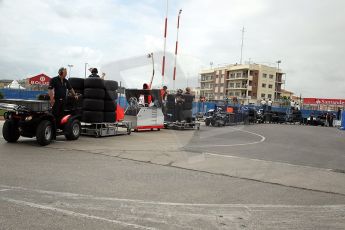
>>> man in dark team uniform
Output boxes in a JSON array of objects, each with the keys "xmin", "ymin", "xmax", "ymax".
[{"xmin": 48, "ymin": 67, "xmax": 77, "ymax": 124}]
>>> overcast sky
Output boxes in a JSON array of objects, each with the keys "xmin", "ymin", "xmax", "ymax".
[{"xmin": 0, "ymin": 0, "xmax": 344, "ymax": 97}]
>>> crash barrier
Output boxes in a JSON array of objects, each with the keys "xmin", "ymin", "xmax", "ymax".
[
  {"xmin": 0, "ymin": 89, "xmax": 46, "ymax": 100},
  {"xmin": 192, "ymin": 102, "xmax": 338, "ymax": 119},
  {"xmin": 341, "ymin": 111, "xmax": 345, "ymax": 130}
]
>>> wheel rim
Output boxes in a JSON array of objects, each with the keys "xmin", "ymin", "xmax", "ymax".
[
  {"xmin": 45, "ymin": 125, "xmax": 52, "ymax": 140},
  {"xmin": 72, "ymin": 123, "xmax": 80, "ymax": 136}
]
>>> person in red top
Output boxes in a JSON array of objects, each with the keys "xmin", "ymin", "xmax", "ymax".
[
  {"xmin": 143, "ymin": 83, "xmax": 152, "ymax": 105},
  {"xmin": 161, "ymin": 86, "xmax": 168, "ymax": 114}
]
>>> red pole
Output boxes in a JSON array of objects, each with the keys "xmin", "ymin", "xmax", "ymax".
[
  {"xmin": 173, "ymin": 9, "xmax": 182, "ymax": 89},
  {"xmin": 161, "ymin": 0, "xmax": 169, "ymax": 86}
]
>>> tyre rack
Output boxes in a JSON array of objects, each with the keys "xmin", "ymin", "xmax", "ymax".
[
  {"xmin": 164, "ymin": 121, "xmax": 200, "ymax": 130},
  {"xmin": 81, "ymin": 121, "xmax": 132, "ymax": 137}
]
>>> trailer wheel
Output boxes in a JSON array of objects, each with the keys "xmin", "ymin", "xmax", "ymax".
[
  {"xmin": 3, "ymin": 120, "xmax": 20, "ymax": 143},
  {"xmin": 64, "ymin": 119, "xmax": 81, "ymax": 140},
  {"xmin": 36, "ymin": 120, "xmax": 53, "ymax": 146}
]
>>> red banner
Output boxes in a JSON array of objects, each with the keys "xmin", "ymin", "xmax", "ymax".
[
  {"xmin": 28, "ymin": 74, "xmax": 51, "ymax": 85},
  {"xmin": 303, "ymin": 98, "xmax": 345, "ymax": 105}
]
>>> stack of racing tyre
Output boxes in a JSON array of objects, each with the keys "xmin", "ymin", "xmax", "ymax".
[
  {"xmin": 165, "ymin": 94, "xmax": 194, "ymax": 122},
  {"xmin": 82, "ymin": 78, "xmax": 105, "ymax": 123},
  {"xmin": 182, "ymin": 94, "xmax": 194, "ymax": 123},
  {"xmin": 67, "ymin": 77, "xmax": 84, "ymax": 111},
  {"xmin": 103, "ymin": 80, "xmax": 118, "ymax": 123},
  {"xmin": 166, "ymin": 94, "xmax": 176, "ymax": 122}
]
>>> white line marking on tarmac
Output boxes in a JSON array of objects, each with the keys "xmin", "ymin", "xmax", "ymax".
[
  {"xmin": 203, "ymin": 152, "xmax": 340, "ymax": 172},
  {"xmin": 0, "ymin": 189, "xmax": 11, "ymax": 192},
  {"xmin": 0, "ymin": 197, "xmax": 157, "ymax": 230},
  {"xmin": 190, "ymin": 128, "xmax": 266, "ymax": 148},
  {"xmin": 1, "ymin": 185, "xmax": 345, "ymax": 210}
]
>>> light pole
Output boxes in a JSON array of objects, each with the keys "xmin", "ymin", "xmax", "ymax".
[
  {"xmin": 84, "ymin": 63, "xmax": 88, "ymax": 78},
  {"xmin": 68, "ymin": 64, "xmax": 74, "ymax": 78},
  {"xmin": 275, "ymin": 60, "xmax": 281, "ymax": 101},
  {"xmin": 147, "ymin": 53, "xmax": 155, "ymax": 88}
]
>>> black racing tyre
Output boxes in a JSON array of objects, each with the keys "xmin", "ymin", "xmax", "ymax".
[
  {"xmin": 211, "ymin": 120, "xmax": 216, "ymax": 126},
  {"xmin": 183, "ymin": 110, "xmax": 193, "ymax": 122},
  {"xmin": 74, "ymin": 89, "xmax": 84, "ymax": 95},
  {"xmin": 82, "ymin": 111, "xmax": 104, "ymax": 123},
  {"xmin": 36, "ymin": 120, "xmax": 53, "ymax": 146},
  {"xmin": 84, "ymin": 77, "xmax": 104, "ymax": 89},
  {"xmin": 104, "ymin": 80, "xmax": 119, "ymax": 91},
  {"xmin": 68, "ymin": 78, "xmax": 84, "ymax": 90},
  {"xmin": 104, "ymin": 90, "xmax": 118, "ymax": 101},
  {"xmin": 84, "ymin": 88, "xmax": 105, "ymax": 99},
  {"xmin": 3, "ymin": 120, "xmax": 20, "ymax": 143},
  {"xmin": 66, "ymin": 94, "xmax": 83, "ymax": 110},
  {"xmin": 64, "ymin": 119, "xmax": 81, "ymax": 140},
  {"xmin": 103, "ymin": 112, "xmax": 116, "ymax": 123},
  {"xmin": 167, "ymin": 94, "xmax": 175, "ymax": 103},
  {"xmin": 83, "ymin": 99, "xmax": 104, "ymax": 111},
  {"xmin": 104, "ymin": 100, "xmax": 117, "ymax": 112}
]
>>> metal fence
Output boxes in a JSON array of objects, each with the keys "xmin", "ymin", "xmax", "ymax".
[{"xmin": 0, "ymin": 89, "xmax": 47, "ymax": 100}]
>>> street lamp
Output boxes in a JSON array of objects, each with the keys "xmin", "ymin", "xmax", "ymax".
[
  {"xmin": 67, "ymin": 64, "xmax": 74, "ymax": 78},
  {"xmin": 277, "ymin": 60, "xmax": 281, "ymax": 71},
  {"xmin": 84, "ymin": 63, "xmax": 88, "ymax": 78},
  {"xmin": 275, "ymin": 60, "xmax": 282, "ymax": 101},
  {"xmin": 147, "ymin": 53, "xmax": 154, "ymax": 87}
]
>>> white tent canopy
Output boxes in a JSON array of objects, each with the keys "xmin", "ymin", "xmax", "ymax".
[{"xmin": 5, "ymin": 80, "xmax": 25, "ymax": 89}]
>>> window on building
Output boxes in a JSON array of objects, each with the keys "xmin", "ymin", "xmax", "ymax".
[
  {"xmin": 236, "ymin": 83, "xmax": 241, "ymax": 88},
  {"xmin": 269, "ymin": 74, "xmax": 274, "ymax": 79},
  {"xmin": 229, "ymin": 83, "xmax": 234, "ymax": 88},
  {"xmin": 230, "ymin": 73, "xmax": 235, "ymax": 78},
  {"xmin": 236, "ymin": 73, "xmax": 242, "ymax": 78},
  {"xmin": 263, "ymin": 73, "xmax": 267, "ymax": 78},
  {"xmin": 235, "ymin": 92, "xmax": 240, "ymax": 96},
  {"xmin": 262, "ymin": 83, "xmax": 266, "ymax": 88},
  {"xmin": 268, "ymin": 94, "xmax": 272, "ymax": 99},
  {"xmin": 229, "ymin": 91, "xmax": 234, "ymax": 96},
  {"xmin": 261, "ymin": 93, "xmax": 265, "ymax": 98},
  {"xmin": 268, "ymin": 84, "xmax": 273, "ymax": 89}
]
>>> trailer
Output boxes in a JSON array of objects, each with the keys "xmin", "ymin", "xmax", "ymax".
[
  {"xmin": 124, "ymin": 89, "xmax": 164, "ymax": 131},
  {"xmin": 164, "ymin": 120, "xmax": 200, "ymax": 130},
  {"xmin": 80, "ymin": 121, "xmax": 132, "ymax": 137}
]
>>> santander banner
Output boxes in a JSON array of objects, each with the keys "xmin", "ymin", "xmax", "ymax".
[
  {"xmin": 303, "ymin": 98, "xmax": 345, "ymax": 105},
  {"xmin": 28, "ymin": 74, "xmax": 51, "ymax": 85}
]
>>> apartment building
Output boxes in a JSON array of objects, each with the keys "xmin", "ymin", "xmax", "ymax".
[{"xmin": 200, "ymin": 63, "xmax": 284, "ymax": 104}]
